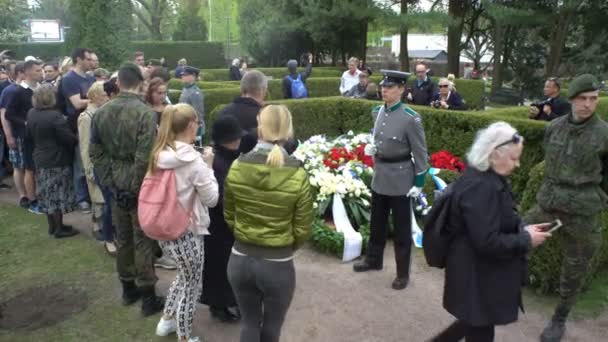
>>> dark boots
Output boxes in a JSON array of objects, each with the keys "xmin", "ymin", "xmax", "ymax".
[
  {"xmin": 140, "ymin": 286, "xmax": 165, "ymax": 317},
  {"xmin": 353, "ymin": 259, "xmax": 382, "ymax": 272},
  {"xmin": 121, "ymin": 280, "xmax": 141, "ymax": 306},
  {"xmin": 47, "ymin": 211, "xmax": 78, "ymax": 238},
  {"xmin": 540, "ymin": 304, "xmax": 569, "ymax": 342}
]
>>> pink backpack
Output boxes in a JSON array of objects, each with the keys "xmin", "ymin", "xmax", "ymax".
[{"xmin": 138, "ymin": 169, "xmax": 191, "ymax": 241}]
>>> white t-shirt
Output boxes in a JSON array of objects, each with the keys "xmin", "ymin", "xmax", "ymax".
[{"xmin": 340, "ymin": 69, "xmax": 362, "ymax": 94}]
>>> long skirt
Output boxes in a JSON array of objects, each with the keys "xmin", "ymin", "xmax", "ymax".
[
  {"xmin": 200, "ymin": 232, "xmax": 237, "ymax": 308},
  {"xmin": 36, "ymin": 166, "xmax": 76, "ymax": 214}
]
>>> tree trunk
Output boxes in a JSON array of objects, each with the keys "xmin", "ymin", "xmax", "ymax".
[
  {"xmin": 545, "ymin": 10, "xmax": 574, "ymax": 77},
  {"xmin": 362, "ymin": 17, "xmax": 368, "ymax": 64},
  {"xmin": 399, "ymin": 0, "xmax": 409, "ymax": 71},
  {"xmin": 447, "ymin": 0, "xmax": 465, "ymax": 77},
  {"xmin": 491, "ymin": 23, "xmax": 504, "ymax": 95},
  {"xmin": 150, "ymin": 14, "xmax": 163, "ymax": 40}
]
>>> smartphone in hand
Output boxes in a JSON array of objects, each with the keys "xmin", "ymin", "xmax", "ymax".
[{"xmin": 546, "ymin": 219, "xmax": 563, "ymax": 233}]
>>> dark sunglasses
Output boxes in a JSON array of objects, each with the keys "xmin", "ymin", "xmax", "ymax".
[
  {"xmin": 438, "ymin": 84, "xmax": 449, "ymax": 88},
  {"xmin": 495, "ymin": 133, "xmax": 522, "ymax": 149}
]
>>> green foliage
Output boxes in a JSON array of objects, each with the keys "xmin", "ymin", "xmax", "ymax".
[
  {"xmin": 173, "ymin": 0, "xmax": 208, "ymax": 41},
  {"xmin": 0, "ymin": 43, "xmax": 66, "ymax": 61},
  {"xmin": 131, "ymin": 41, "xmax": 225, "ymax": 69},
  {"xmin": 310, "ymin": 220, "xmax": 371, "ymax": 257},
  {"xmin": 422, "ymin": 169, "xmax": 461, "ymax": 205},
  {"xmin": 166, "ymin": 79, "xmax": 238, "ymax": 91},
  {"xmin": 520, "ymin": 161, "xmax": 608, "ymax": 294},
  {"xmin": 0, "ymin": 0, "xmax": 28, "ymax": 42},
  {"xmin": 198, "ymin": 67, "xmax": 344, "ymax": 81},
  {"xmin": 67, "ymin": 0, "xmax": 133, "ymax": 69},
  {"xmin": 168, "ymin": 87, "xmax": 241, "ymax": 119}
]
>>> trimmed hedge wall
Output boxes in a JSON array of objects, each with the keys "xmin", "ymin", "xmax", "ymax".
[
  {"xmin": 167, "ymin": 88, "xmax": 241, "ymax": 116},
  {"xmin": 199, "ymin": 67, "xmax": 344, "ymax": 81},
  {"xmin": 131, "ymin": 41, "xmax": 224, "ymax": 69},
  {"xmin": 520, "ymin": 162, "xmax": 608, "ymax": 293},
  {"xmin": 0, "ymin": 43, "xmax": 65, "ymax": 61},
  {"xmin": 166, "ymin": 79, "xmax": 240, "ymax": 91}
]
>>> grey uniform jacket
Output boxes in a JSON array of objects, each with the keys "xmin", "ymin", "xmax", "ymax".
[
  {"xmin": 179, "ymin": 83, "xmax": 205, "ymax": 129},
  {"xmin": 371, "ymin": 102, "xmax": 429, "ymax": 196}
]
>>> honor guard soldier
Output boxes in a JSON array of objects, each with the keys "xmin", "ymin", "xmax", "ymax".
[{"xmin": 353, "ymin": 70, "xmax": 429, "ymax": 290}]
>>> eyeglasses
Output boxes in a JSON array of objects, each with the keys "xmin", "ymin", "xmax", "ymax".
[
  {"xmin": 438, "ymin": 84, "xmax": 449, "ymax": 88},
  {"xmin": 495, "ymin": 133, "xmax": 522, "ymax": 150}
]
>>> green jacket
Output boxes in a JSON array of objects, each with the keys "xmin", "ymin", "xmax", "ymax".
[
  {"xmin": 538, "ymin": 113, "xmax": 608, "ymax": 215},
  {"xmin": 90, "ymin": 92, "xmax": 157, "ymax": 194},
  {"xmin": 224, "ymin": 144, "xmax": 313, "ymax": 251}
]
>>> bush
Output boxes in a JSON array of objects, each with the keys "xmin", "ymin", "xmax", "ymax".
[
  {"xmin": 0, "ymin": 43, "xmax": 66, "ymax": 62},
  {"xmin": 166, "ymin": 79, "xmax": 239, "ymax": 91},
  {"xmin": 199, "ymin": 67, "xmax": 344, "ymax": 82},
  {"xmin": 131, "ymin": 41, "xmax": 224, "ymax": 69},
  {"xmin": 520, "ymin": 161, "xmax": 608, "ymax": 294},
  {"xmin": 167, "ymin": 87, "xmax": 241, "ymax": 116},
  {"xmin": 483, "ymin": 97, "xmax": 608, "ymax": 122}
]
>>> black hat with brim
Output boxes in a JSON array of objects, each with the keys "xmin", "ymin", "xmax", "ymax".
[
  {"xmin": 181, "ymin": 66, "xmax": 200, "ymax": 77},
  {"xmin": 212, "ymin": 115, "xmax": 247, "ymax": 145}
]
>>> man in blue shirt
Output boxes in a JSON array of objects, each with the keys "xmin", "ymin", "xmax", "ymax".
[
  {"xmin": 61, "ymin": 48, "xmax": 95, "ymax": 214},
  {"xmin": 0, "ymin": 61, "xmax": 21, "ymax": 191}
]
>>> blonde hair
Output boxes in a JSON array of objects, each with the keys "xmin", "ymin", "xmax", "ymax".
[
  {"xmin": 348, "ymin": 57, "xmax": 359, "ymax": 65},
  {"xmin": 60, "ymin": 57, "xmax": 72, "ymax": 75},
  {"xmin": 147, "ymin": 104, "xmax": 198, "ymax": 173},
  {"xmin": 257, "ymin": 105, "xmax": 294, "ymax": 167},
  {"xmin": 87, "ymin": 81, "xmax": 106, "ymax": 103},
  {"xmin": 32, "ymin": 84, "xmax": 57, "ymax": 109}
]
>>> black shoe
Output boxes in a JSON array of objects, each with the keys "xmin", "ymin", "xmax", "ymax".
[
  {"xmin": 54, "ymin": 226, "xmax": 79, "ymax": 239},
  {"xmin": 0, "ymin": 183, "xmax": 11, "ymax": 189},
  {"xmin": 353, "ymin": 259, "xmax": 382, "ymax": 272},
  {"xmin": 141, "ymin": 286, "xmax": 165, "ymax": 317},
  {"xmin": 19, "ymin": 197, "xmax": 30, "ymax": 209},
  {"xmin": 210, "ymin": 306, "xmax": 240, "ymax": 323},
  {"xmin": 392, "ymin": 277, "xmax": 409, "ymax": 290},
  {"xmin": 121, "ymin": 281, "xmax": 141, "ymax": 306}
]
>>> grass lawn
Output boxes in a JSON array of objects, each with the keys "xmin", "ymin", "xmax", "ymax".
[{"xmin": 0, "ymin": 204, "xmax": 168, "ymax": 342}]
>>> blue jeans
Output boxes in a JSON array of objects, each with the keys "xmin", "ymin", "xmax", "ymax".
[
  {"xmin": 95, "ymin": 172, "xmax": 115, "ymax": 242},
  {"xmin": 73, "ymin": 144, "xmax": 90, "ymax": 204}
]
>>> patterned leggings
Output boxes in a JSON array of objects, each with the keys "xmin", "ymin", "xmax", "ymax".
[{"xmin": 159, "ymin": 230, "xmax": 204, "ymax": 339}]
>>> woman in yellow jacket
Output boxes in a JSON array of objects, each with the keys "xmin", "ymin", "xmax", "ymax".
[{"xmin": 224, "ymin": 105, "xmax": 313, "ymax": 342}]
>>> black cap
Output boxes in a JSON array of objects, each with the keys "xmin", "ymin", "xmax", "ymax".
[
  {"xmin": 212, "ymin": 115, "xmax": 247, "ymax": 145},
  {"xmin": 181, "ymin": 66, "xmax": 200, "ymax": 77},
  {"xmin": 379, "ymin": 69, "xmax": 410, "ymax": 87}
]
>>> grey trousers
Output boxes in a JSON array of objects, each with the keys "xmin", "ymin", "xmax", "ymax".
[{"xmin": 227, "ymin": 253, "xmax": 295, "ymax": 342}]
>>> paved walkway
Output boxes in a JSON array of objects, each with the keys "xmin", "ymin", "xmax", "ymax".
[{"xmin": 1, "ymin": 184, "xmax": 605, "ymax": 341}]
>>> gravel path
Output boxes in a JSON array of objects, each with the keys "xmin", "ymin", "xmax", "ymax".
[{"xmin": 1, "ymin": 185, "xmax": 605, "ymax": 342}]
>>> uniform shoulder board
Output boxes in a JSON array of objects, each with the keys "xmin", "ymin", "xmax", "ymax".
[{"xmin": 403, "ymin": 106, "xmax": 418, "ymax": 117}]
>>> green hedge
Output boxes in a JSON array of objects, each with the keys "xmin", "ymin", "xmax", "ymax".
[
  {"xmin": 167, "ymin": 87, "xmax": 241, "ymax": 116},
  {"xmin": 131, "ymin": 41, "xmax": 224, "ymax": 69},
  {"xmin": 484, "ymin": 97, "xmax": 608, "ymax": 121},
  {"xmin": 166, "ymin": 79, "xmax": 239, "ymax": 91},
  {"xmin": 199, "ymin": 67, "xmax": 344, "ymax": 81},
  {"xmin": 520, "ymin": 162, "xmax": 608, "ymax": 293},
  {"xmin": 0, "ymin": 43, "xmax": 66, "ymax": 61}
]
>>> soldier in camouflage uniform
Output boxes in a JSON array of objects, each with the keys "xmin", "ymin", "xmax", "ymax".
[
  {"xmin": 353, "ymin": 70, "xmax": 429, "ymax": 290},
  {"xmin": 524, "ymin": 74, "xmax": 608, "ymax": 342},
  {"xmin": 90, "ymin": 63, "xmax": 164, "ymax": 317}
]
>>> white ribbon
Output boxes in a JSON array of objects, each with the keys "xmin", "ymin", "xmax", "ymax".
[{"xmin": 332, "ymin": 193, "xmax": 363, "ymax": 262}]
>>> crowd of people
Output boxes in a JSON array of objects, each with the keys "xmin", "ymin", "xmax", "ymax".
[{"xmin": 0, "ymin": 45, "xmax": 605, "ymax": 342}]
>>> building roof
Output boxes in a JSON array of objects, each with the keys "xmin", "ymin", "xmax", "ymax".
[{"xmin": 408, "ymin": 50, "xmax": 446, "ymax": 59}]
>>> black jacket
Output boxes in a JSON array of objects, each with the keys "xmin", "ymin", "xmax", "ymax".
[
  {"xmin": 217, "ymin": 96, "xmax": 261, "ymax": 154},
  {"xmin": 229, "ymin": 65, "xmax": 242, "ymax": 81},
  {"xmin": 409, "ymin": 78, "xmax": 438, "ymax": 106},
  {"xmin": 5, "ymin": 85, "xmax": 33, "ymax": 137},
  {"xmin": 25, "ymin": 109, "xmax": 77, "ymax": 168},
  {"xmin": 444, "ymin": 167, "xmax": 531, "ymax": 326},
  {"xmin": 430, "ymin": 91, "xmax": 467, "ymax": 110},
  {"xmin": 533, "ymin": 96, "xmax": 571, "ymax": 121},
  {"xmin": 282, "ymin": 63, "xmax": 312, "ymax": 99},
  {"xmin": 217, "ymin": 96, "xmax": 298, "ymax": 154}
]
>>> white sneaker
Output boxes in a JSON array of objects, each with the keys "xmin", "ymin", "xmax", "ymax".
[
  {"xmin": 188, "ymin": 337, "xmax": 203, "ymax": 342},
  {"xmin": 155, "ymin": 255, "xmax": 177, "ymax": 270},
  {"xmin": 155, "ymin": 317, "xmax": 177, "ymax": 336}
]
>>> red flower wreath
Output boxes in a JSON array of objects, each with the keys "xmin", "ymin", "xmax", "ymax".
[{"xmin": 430, "ymin": 150, "xmax": 465, "ymax": 172}]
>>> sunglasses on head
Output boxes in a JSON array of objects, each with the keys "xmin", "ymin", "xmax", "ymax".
[{"xmin": 495, "ymin": 133, "xmax": 522, "ymax": 150}]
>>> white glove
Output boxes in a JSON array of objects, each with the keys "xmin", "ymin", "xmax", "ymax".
[
  {"xmin": 407, "ymin": 186, "xmax": 422, "ymax": 198},
  {"xmin": 407, "ymin": 93, "xmax": 413, "ymax": 101},
  {"xmin": 364, "ymin": 143, "xmax": 377, "ymax": 156}
]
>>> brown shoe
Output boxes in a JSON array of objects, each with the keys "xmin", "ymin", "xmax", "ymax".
[{"xmin": 392, "ymin": 277, "xmax": 409, "ymax": 290}]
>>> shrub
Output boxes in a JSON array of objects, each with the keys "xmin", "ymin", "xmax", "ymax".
[
  {"xmin": 131, "ymin": 41, "xmax": 224, "ymax": 69},
  {"xmin": 167, "ymin": 87, "xmax": 241, "ymax": 116},
  {"xmin": 520, "ymin": 161, "xmax": 608, "ymax": 294},
  {"xmin": 166, "ymin": 79, "xmax": 239, "ymax": 91},
  {"xmin": 200, "ymin": 67, "xmax": 344, "ymax": 81},
  {"xmin": 0, "ymin": 43, "xmax": 65, "ymax": 62}
]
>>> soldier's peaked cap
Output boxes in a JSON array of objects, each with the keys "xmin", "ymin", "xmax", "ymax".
[
  {"xmin": 181, "ymin": 66, "xmax": 200, "ymax": 76},
  {"xmin": 379, "ymin": 70, "xmax": 411, "ymax": 87},
  {"xmin": 568, "ymin": 74, "xmax": 601, "ymax": 99}
]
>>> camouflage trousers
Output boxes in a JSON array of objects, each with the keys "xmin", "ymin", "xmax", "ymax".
[
  {"xmin": 112, "ymin": 201, "xmax": 159, "ymax": 288},
  {"xmin": 524, "ymin": 205, "xmax": 602, "ymax": 312}
]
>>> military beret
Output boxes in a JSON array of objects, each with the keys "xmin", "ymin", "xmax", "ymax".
[
  {"xmin": 379, "ymin": 69, "xmax": 410, "ymax": 87},
  {"xmin": 568, "ymin": 74, "xmax": 601, "ymax": 99},
  {"xmin": 181, "ymin": 66, "xmax": 200, "ymax": 77}
]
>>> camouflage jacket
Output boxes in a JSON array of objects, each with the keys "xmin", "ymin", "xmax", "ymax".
[
  {"xmin": 90, "ymin": 92, "xmax": 156, "ymax": 194},
  {"xmin": 537, "ymin": 113, "xmax": 608, "ymax": 215}
]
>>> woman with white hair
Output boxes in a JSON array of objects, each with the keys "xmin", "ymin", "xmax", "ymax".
[
  {"xmin": 339, "ymin": 57, "xmax": 362, "ymax": 95},
  {"xmin": 430, "ymin": 122, "xmax": 552, "ymax": 342},
  {"xmin": 430, "ymin": 77, "xmax": 466, "ymax": 110},
  {"xmin": 229, "ymin": 58, "xmax": 242, "ymax": 81}
]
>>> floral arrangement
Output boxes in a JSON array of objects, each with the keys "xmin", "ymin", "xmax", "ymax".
[
  {"xmin": 430, "ymin": 150, "xmax": 466, "ymax": 173},
  {"xmin": 293, "ymin": 132, "xmax": 374, "ymax": 229}
]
